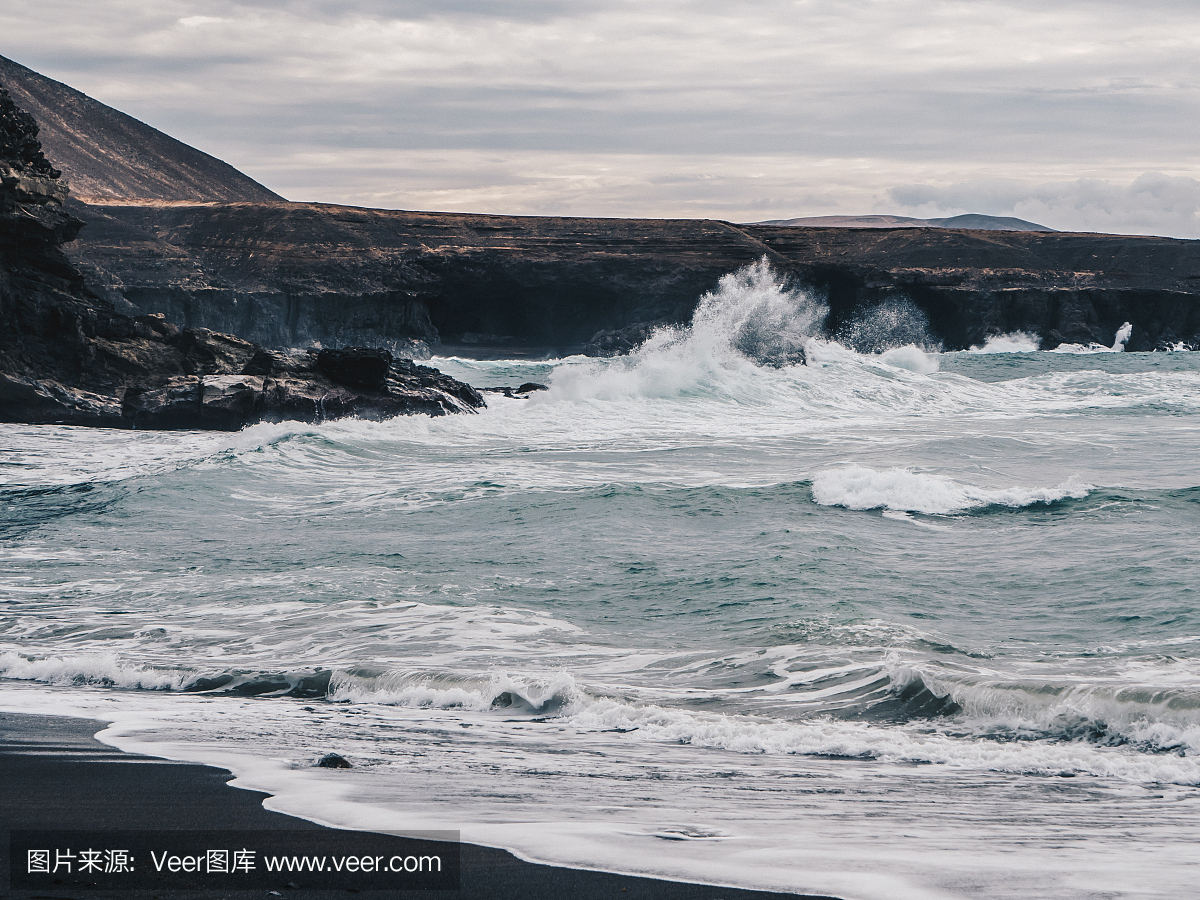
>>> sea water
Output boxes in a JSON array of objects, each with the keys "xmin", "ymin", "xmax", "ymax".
[{"xmin": 2, "ymin": 262, "xmax": 1199, "ymax": 899}]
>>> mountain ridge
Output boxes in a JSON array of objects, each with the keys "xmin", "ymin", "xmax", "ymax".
[
  {"xmin": 0, "ymin": 54, "xmax": 281, "ymax": 202},
  {"xmin": 754, "ymin": 213, "xmax": 1055, "ymax": 232}
]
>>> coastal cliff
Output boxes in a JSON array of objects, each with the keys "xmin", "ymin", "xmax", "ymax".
[
  {"xmin": 0, "ymin": 85, "xmax": 483, "ymax": 429},
  {"xmin": 67, "ymin": 201, "xmax": 768, "ymax": 356},
  {"xmin": 68, "ymin": 200, "xmax": 1200, "ymax": 355},
  {"xmin": 747, "ymin": 225, "xmax": 1200, "ymax": 351}
]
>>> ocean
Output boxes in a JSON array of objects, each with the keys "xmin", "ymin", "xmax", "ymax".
[{"xmin": 3, "ymin": 262, "xmax": 1198, "ymax": 900}]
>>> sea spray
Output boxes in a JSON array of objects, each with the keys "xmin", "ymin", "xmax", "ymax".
[
  {"xmin": 546, "ymin": 258, "xmax": 826, "ymax": 400},
  {"xmin": 1052, "ymin": 322, "xmax": 1135, "ymax": 354},
  {"xmin": 879, "ymin": 345, "xmax": 940, "ymax": 373},
  {"xmin": 836, "ymin": 297, "xmax": 942, "ymax": 354},
  {"xmin": 544, "ymin": 260, "xmax": 956, "ymax": 402},
  {"xmin": 970, "ymin": 332, "xmax": 1041, "ymax": 353}
]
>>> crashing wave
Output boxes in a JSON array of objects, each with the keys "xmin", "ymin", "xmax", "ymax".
[
  {"xmin": 969, "ymin": 332, "xmax": 1041, "ymax": 353},
  {"xmin": 1053, "ymin": 322, "xmax": 1134, "ymax": 353},
  {"xmin": 810, "ymin": 466, "xmax": 1092, "ymax": 515}
]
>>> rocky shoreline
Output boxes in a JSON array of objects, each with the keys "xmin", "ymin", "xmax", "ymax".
[{"xmin": 0, "ymin": 85, "xmax": 484, "ymax": 431}]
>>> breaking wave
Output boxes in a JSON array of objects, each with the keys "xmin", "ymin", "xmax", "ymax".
[
  {"xmin": 810, "ymin": 466, "xmax": 1092, "ymax": 515},
  {"xmin": 1053, "ymin": 322, "xmax": 1133, "ymax": 353},
  {"xmin": 836, "ymin": 297, "xmax": 942, "ymax": 354},
  {"xmin": 546, "ymin": 259, "xmax": 825, "ymax": 400},
  {"xmin": 327, "ymin": 669, "xmax": 583, "ymax": 714},
  {"xmin": 969, "ymin": 331, "xmax": 1041, "ymax": 353},
  {"xmin": 0, "ymin": 650, "xmax": 188, "ymax": 691},
  {"xmin": 545, "ymin": 260, "xmax": 951, "ymax": 402},
  {"xmin": 4, "ymin": 650, "xmax": 1198, "ymax": 782}
]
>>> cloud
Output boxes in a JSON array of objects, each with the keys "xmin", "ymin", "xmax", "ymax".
[
  {"xmin": 2, "ymin": 0, "xmax": 1199, "ymax": 233},
  {"xmin": 178, "ymin": 16, "xmax": 226, "ymax": 27},
  {"xmin": 888, "ymin": 173, "xmax": 1200, "ymax": 237}
]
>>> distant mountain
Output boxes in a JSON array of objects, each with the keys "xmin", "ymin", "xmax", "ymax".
[
  {"xmin": 754, "ymin": 213, "xmax": 1055, "ymax": 232},
  {"xmin": 0, "ymin": 54, "xmax": 281, "ymax": 202}
]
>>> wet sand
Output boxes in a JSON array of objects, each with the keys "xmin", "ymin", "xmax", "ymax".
[{"xmin": 0, "ymin": 711, "xmax": 835, "ymax": 900}]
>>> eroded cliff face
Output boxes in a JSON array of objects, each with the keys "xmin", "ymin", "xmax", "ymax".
[
  {"xmin": 67, "ymin": 201, "xmax": 775, "ymax": 356},
  {"xmin": 67, "ymin": 200, "xmax": 1200, "ymax": 356},
  {"xmin": 0, "ymin": 86, "xmax": 484, "ymax": 430},
  {"xmin": 745, "ymin": 225, "xmax": 1200, "ymax": 351}
]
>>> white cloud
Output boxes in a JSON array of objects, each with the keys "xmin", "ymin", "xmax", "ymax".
[
  {"xmin": 178, "ymin": 16, "xmax": 226, "ymax": 27},
  {"xmin": 1, "ymin": 0, "xmax": 1199, "ymax": 234}
]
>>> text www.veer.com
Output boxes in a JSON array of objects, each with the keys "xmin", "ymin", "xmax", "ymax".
[{"xmin": 263, "ymin": 854, "xmax": 442, "ymax": 873}]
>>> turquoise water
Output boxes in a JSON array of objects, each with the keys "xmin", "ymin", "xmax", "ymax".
[{"xmin": 3, "ymin": 264, "xmax": 1199, "ymax": 899}]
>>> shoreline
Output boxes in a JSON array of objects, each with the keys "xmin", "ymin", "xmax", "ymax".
[{"xmin": 1, "ymin": 711, "xmax": 838, "ymax": 900}]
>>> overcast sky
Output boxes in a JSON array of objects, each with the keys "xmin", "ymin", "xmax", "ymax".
[{"xmin": 3, "ymin": 0, "xmax": 1199, "ymax": 236}]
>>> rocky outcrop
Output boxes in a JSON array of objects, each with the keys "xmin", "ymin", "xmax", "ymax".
[
  {"xmin": 118, "ymin": 340, "xmax": 482, "ymax": 434},
  {"xmin": 0, "ymin": 85, "xmax": 483, "ymax": 430},
  {"xmin": 114, "ymin": 339, "xmax": 483, "ymax": 430},
  {"xmin": 2, "ymin": 312, "xmax": 484, "ymax": 429}
]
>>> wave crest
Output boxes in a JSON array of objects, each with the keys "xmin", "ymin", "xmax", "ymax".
[
  {"xmin": 328, "ymin": 669, "xmax": 585, "ymax": 714},
  {"xmin": 969, "ymin": 332, "xmax": 1041, "ymax": 353},
  {"xmin": 811, "ymin": 466, "xmax": 1092, "ymax": 515}
]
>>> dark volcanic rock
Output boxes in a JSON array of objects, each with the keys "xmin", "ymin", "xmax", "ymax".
[
  {"xmin": 64, "ymin": 200, "xmax": 1200, "ymax": 356},
  {"xmin": 743, "ymin": 225, "xmax": 1200, "ymax": 351},
  {"xmin": 584, "ymin": 322, "xmax": 662, "ymax": 357},
  {"xmin": 0, "ymin": 82, "xmax": 59, "ymax": 178},
  {"xmin": 0, "ymin": 88, "xmax": 484, "ymax": 430},
  {"xmin": 317, "ymin": 347, "xmax": 392, "ymax": 391},
  {"xmin": 65, "ymin": 201, "xmax": 769, "ymax": 355},
  {"xmin": 481, "ymin": 382, "xmax": 549, "ymax": 400}
]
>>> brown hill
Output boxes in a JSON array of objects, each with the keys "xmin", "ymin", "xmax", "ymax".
[
  {"xmin": 756, "ymin": 214, "xmax": 1054, "ymax": 232},
  {"xmin": 0, "ymin": 54, "xmax": 281, "ymax": 202}
]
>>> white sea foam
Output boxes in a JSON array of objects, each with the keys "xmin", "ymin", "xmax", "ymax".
[
  {"xmin": 328, "ymin": 669, "xmax": 584, "ymax": 714},
  {"xmin": 546, "ymin": 259, "xmax": 824, "ymax": 402},
  {"xmin": 879, "ymin": 345, "xmax": 940, "ymax": 373},
  {"xmin": 810, "ymin": 466, "xmax": 1092, "ymax": 515},
  {"xmin": 836, "ymin": 297, "xmax": 941, "ymax": 354},
  {"xmin": 0, "ymin": 650, "xmax": 187, "ymax": 690},
  {"xmin": 564, "ymin": 694, "xmax": 1200, "ymax": 784},
  {"xmin": 7, "ymin": 683, "xmax": 1197, "ymax": 900},
  {"xmin": 969, "ymin": 331, "xmax": 1041, "ymax": 353},
  {"xmin": 1052, "ymin": 322, "xmax": 1134, "ymax": 353}
]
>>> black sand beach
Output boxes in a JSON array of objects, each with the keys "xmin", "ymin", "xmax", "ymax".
[{"xmin": 1, "ymin": 712, "xmax": 835, "ymax": 900}]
